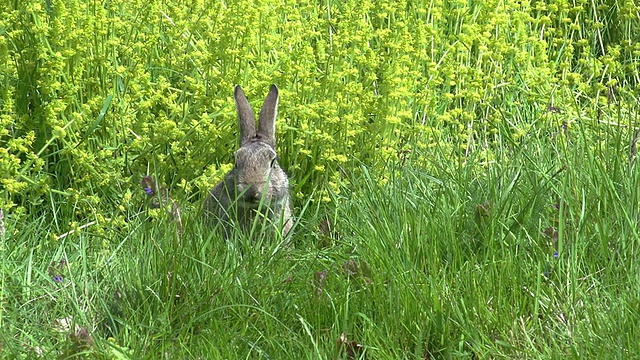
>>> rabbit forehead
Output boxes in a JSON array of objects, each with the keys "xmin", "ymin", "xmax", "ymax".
[{"xmin": 235, "ymin": 143, "xmax": 276, "ymax": 165}]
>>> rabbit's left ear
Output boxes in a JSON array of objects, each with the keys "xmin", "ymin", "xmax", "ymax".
[{"xmin": 257, "ymin": 84, "xmax": 279, "ymax": 148}]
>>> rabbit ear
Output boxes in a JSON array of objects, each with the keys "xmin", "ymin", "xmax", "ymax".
[
  {"xmin": 235, "ymin": 85, "xmax": 256, "ymax": 145},
  {"xmin": 257, "ymin": 84, "xmax": 279, "ymax": 148}
]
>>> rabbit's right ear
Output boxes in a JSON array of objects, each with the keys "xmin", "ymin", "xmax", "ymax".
[
  {"xmin": 257, "ymin": 84, "xmax": 279, "ymax": 148},
  {"xmin": 235, "ymin": 85, "xmax": 256, "ymax": 145}
]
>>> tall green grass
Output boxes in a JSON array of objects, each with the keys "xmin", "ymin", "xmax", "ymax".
[
  {"xmin": 1, "ymin": 0, "xmax": 640, "ymax": 358},
  {"xmin": 2, "ymin": 117, "xmax": 639, "ymax": 358}
]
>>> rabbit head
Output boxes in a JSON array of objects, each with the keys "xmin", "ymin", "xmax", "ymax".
[{"xmin": 233, "ymin": 84, "xmax": 289, "ymax": 206}]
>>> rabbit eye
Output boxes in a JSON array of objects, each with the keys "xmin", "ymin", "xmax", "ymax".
[{"xmin": 270, "ymin": 158, "xmax": 277, "ymax": 168}]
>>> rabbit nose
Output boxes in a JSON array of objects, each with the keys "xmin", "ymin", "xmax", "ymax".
[{"xmin": 244, "ymin": 186, "xmax": 262, "ymax": 202}]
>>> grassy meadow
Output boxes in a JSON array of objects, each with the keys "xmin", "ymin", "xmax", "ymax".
[{"xmin": 1, "ymin": 0, "xmax": 640, "ymax": 358}]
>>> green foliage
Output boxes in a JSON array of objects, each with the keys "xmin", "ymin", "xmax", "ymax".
[
  {"xmin": 2, "ymin": 120, "xmax": 639, "ymax": 357},
  {"xmin": 1, "ymin": 0, "xmax": 639, "ymax": 222},
  {"xmin": 1, "ymin": 0, "xmax": 640, "ymax": 357}
]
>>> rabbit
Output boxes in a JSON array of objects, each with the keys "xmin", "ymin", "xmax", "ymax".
[{"xmin": 204, "ymin": 84, "xmax": 293, "ymax": 238}]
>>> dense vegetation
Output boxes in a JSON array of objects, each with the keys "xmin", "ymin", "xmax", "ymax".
[{"xmin": 1, "ymin": 0, "xmax": 639, "ymax": 358}]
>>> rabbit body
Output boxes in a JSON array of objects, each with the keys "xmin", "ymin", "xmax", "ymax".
[{"xmin": 204, "ymin": 85, "xmax": 292, "ymax": 237}]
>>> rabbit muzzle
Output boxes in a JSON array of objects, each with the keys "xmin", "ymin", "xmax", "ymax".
[{"xmin": 240, "ymin": 183, "xmax": 266, "ymax": 204}]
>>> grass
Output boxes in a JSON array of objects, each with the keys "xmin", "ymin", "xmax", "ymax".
[
  {"xmin": 2, "ymin": 0, "xmax": 640, "ymax": 358},
  {"xmin": 2, "ymin": 114, "xmax": 640, "ymax": 358}
]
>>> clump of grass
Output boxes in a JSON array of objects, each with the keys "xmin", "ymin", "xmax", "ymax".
[{"xmin": 329, "ymin": 117, "xmax": 639, "ymax": 357}]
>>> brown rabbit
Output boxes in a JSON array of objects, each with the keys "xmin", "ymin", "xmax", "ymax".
[{"xmin": 204, "ymin": 85, "xmax": 292, "ymax": 238}]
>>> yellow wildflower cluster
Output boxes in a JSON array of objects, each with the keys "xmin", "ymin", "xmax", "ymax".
[{"xmin": 0, "ymin": 0, "xmax": 638, "ymax": 222}]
